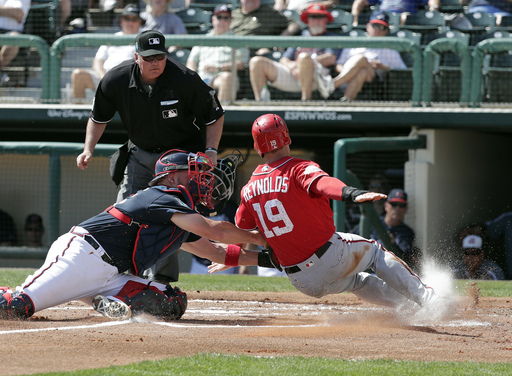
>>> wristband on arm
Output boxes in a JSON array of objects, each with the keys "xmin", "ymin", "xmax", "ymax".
[
  {"xmin": 341, "ymin": 186, "xmax": 369, "ymax": 203},
  {"xmin": 225, "ymin": 244, "xmax": 241, "ymax": 266}
]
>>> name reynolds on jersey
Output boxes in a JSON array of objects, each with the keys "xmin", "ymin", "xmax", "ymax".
[{"xmin": 243, "ymin": 176, "xmax": 289, "ymax": 202}]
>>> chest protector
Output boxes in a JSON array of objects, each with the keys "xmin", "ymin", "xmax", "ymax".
[{"xmin": 107, "ymin": 186, "xmax": 196, "ymax": 276}]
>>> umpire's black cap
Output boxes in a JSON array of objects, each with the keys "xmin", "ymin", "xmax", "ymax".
[{"xmin": 135, "ymin": 30, "xmax": 167, "ymax": 57}]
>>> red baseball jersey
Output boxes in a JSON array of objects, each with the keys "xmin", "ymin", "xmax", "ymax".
[{"xmin": 235, "ymin": 157, "xmax": 335, "ymax": 266}]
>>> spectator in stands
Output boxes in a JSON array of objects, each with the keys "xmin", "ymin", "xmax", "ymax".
[
  {"xmin": 351, "ymin": 0, "xmax": 441, "ymax": 26},
  {"xmin": 230, "ymin": 0, "xmax": 302, "ymax": 37},
  {"xmin": 322, "ymin": 10, "xmax": 407, "ymax": 101},
  {"xmin": 70, "ymin": 3, "xmax": 144, "ymax": 100},
  {"xmin": 248, "ymin": 4, "xmax": 341, "ymax": 101},
  {"xmin": 462, "ymin": 0, "xmax": 512, "ymax": 17},
  {"xmin": 186, "ymin": 5, "xmax": 250, "ymax": 101},
  {"xmin": 274, "ymin": 0, "xmax": 339, "ymax": 12},
  {"xmin": 0, "ymin": 0, "xmax": 31, "ymax": 84},
  {"xmin": 452, "ymin": 234, "xmax": 505, "ymax": 280},
  {"xmin": 351, "ymin": 188, "xmax": 418, "ymax": 268},
  {"xmin": 141, "ymin": 0, "xmax": 188, "ymax": 36},
  {"xmin": 24, "ymin": 213, "xmax": 45, "ymax": 248},
  {"xmin": 484, "ymin": 211, "xmax": 512, "ymax": 278},
  {"xmin": 0, "ymin": 208, "xmax": 17, "ymax": 246},
  {"xmin": 59, "ymin": 0, "xmax": 92, "ymax": 33}
]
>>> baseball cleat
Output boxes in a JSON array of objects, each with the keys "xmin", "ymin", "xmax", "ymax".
[
  {"xmin": 92, "ymin": 295, "xmax": 131, "ymax": 320},
  {"xmin": 314, "ymin": 67, "xmax": 335, "ymax": 99}
]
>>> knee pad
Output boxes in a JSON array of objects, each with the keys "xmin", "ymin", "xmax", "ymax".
[{"xmin": 0, "ymin": 291, "xmax": 35, "ymax": 319}]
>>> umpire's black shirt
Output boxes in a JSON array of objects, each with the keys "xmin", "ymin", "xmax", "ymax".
[{"xmin": 90, "ymin": 58, "xmax": 225, "ymax": 153}]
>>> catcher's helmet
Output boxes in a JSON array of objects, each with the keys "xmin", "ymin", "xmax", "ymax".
[
  {"xmin": 251, "ymin": 114, "xmax": 291, "ymax": 156},
  {"xmin": 149, "ymin": 149, "xmax": 215, "ymax": 208}
]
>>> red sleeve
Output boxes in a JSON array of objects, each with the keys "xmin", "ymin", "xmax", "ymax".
[{"xmin": 310, "ymin": 176, "xmax": 347, "ymax": 201}]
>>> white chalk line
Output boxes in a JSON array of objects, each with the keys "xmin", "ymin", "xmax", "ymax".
[{"xmin": 0, "ymin": 300, "xmax": 494, "ymax": 335}]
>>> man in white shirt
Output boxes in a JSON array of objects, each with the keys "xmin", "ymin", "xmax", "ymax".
[
  {"xmin": 70, "ymin": 4, "xmax": 144, "ymax": 99},
  {"xmin": 321, "ymin": 10, "xmax": 407, "ymax": 101},
  {"xmin": 0, "ymin": 0, "xmax": 31, "ymax": 78}
]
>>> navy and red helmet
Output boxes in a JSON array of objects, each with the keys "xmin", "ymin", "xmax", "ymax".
[{"xmin": 149, "ymin": 149, "xmax": 215, "ymax": 208}]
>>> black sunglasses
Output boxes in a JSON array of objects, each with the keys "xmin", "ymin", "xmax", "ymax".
[
  {"xmin": 141, "ymin": 54, "xmax": 166, "ymax": 62},
  {"xmin": 122, "ymin": 16, "xmax": 141, "ymax": 22},
  {"xmin": 215, "ymin": 15, "xmax": 231, "ymax": 20},
  {"xmin": 464, "ymin": 250, "xmax": 483, "ymax": 256},
  {"xmin": 390, "ymin": 202, "xmax": 407, "ymax": 208},
  {"xmin": 309, "ymin": 14, "xmax": 327, "ymax": 19},
  {"xmin": 371, "ymin": 23, "xmax": 389, "ymax": 31}
]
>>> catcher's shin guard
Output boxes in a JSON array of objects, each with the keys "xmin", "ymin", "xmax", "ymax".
[
  {"xmin": 0, "ymin": 289, "xmax": 35, "ymax": 319},
  {"xmin": 116, "ymin": 281, "xmax": 187, "ymax": 320}
]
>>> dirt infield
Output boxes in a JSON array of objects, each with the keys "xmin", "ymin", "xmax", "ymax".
[{"xmin": 1, "ymin": 290, "xmax": 512, "ymax": 375}]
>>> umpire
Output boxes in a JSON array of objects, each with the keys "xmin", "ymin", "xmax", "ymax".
[
  {"xmin": 76, "ymin": 29, "xmax": 225, "ymax": 283},
  {"xmin": 77, "ymin": 29, "xmax": 225, "ymax": 202}
]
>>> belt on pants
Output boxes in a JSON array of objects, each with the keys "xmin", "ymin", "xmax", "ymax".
[
  {"xmin": 284, "ymin": 241, "xmax": 332, "ymax": 275},
  {"xmin": 83, "ymin": 234, "xmax": 116, "ymax": 268}
]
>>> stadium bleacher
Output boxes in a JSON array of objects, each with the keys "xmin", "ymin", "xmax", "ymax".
[{"xmin": 1, "ymin": 4, "xmax": 511, "ymax": 106}]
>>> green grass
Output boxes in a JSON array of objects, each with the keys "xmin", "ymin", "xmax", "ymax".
[
  {"xmin": 27, "ymin": 354, "xmax": 512, "ymax": 376},
  {"xmin": 3, "ymin": 269, "xmax": 512, "ymax": 376},
  {"xmin": 3, "ymin": 268, "xmax": 510, "ymax": 296}
]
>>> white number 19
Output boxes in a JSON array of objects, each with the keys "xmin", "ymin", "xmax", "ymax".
[{"xmin": 252, "ymin": 199, "xmax": 294, "ymax": 238}]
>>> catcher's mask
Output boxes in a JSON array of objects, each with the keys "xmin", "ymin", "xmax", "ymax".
[
  {"xmin": 149, "ymin": 149, "xmax": 215, "ymax": 208},
  {"xmin": 251, "ymin": 113, "xmax": 291, "ymax": 157},
  {"xmin": 197, "ymin": 150, "xmax": 243, "ymax": 217}
]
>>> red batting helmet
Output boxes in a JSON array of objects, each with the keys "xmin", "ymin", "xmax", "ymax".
[{"xmin": 251, "ymin": 114, "xmax": 291, "ymax": 157}]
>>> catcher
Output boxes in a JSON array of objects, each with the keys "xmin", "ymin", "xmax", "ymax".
[{"xmin": 0, "ymin": 150, "xmax": 265, "ymax": 321}]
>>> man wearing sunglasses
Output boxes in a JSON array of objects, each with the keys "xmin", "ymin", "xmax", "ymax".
[
  {"xmin": 320, "ymin": 10, "xmax": 407, "ymax": 101},
  {"xmin": 77, "ymin": 29, "xmax": 225, "ymax": 285},
  {"xmin": 77, "ymin": 29, "xmax": 224, "ymax": 204},
  {"xmin": 452, "ymin": 235, "xmax": 505, "ymax": 280},
  {"xmin": 186, "ymin": 5, "xmax": 250, "ymax": 101},
  {"xmin": 352, "ymin": 188, "xmax": 418, "ymax": 269}
]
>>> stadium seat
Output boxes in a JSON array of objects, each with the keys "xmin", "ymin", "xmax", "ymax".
[
  {"xmin": 281, "ymin": 9, "xmax": 306, "ymax": 30},
  {"xmin": 474, "ymin": 31, "xmax": 512, "ymax": 102},
  {"xmin": 338, "ymin": 29, "xmax": 367, "ymax": 37},
  {"xmin": 402, "ymin": 11, "xmax": 446, "ymax": 45},
  {"xmin": 403, "ymin": 10, "xmax": 446, "ymax": 30},
  {"xmin": 175, "ymin": 8, "xmax": 213, "ymax": 34},
  {"xmin": 168, "ymin": 48, "xmax": 191, "ymax": 65},
  {"xmin": 334, "ymin": 0, "xmax": 356, "ymax": 12},
  {"xmin": 327, "ymin": 9, "xmax": 353, "ymax": 33},
  {"xmin": 388, "ymin": 29, "xmax": 422, "ymax": 67},
  {"xmin": 426, "ymin": 30, "xmax": 470, "ymax": 103},
  {"xmin": 453, "ymin": 11, "xmax": 496, "ymax": 35}
]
